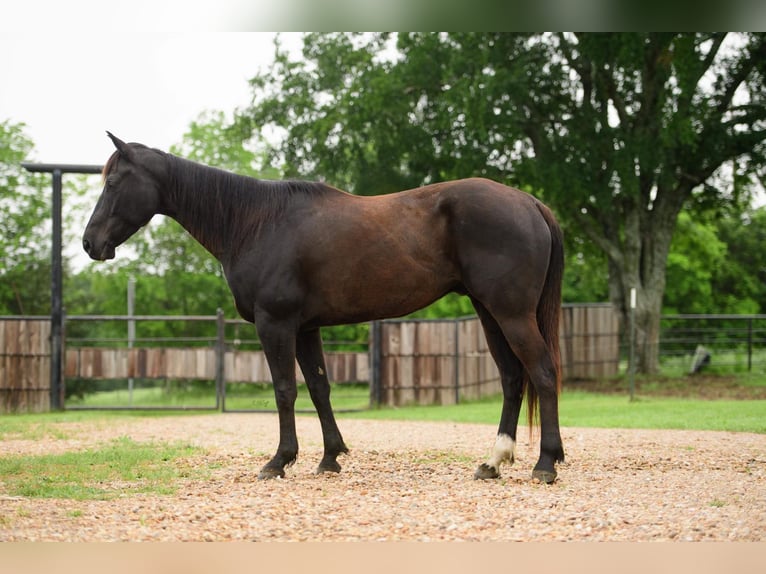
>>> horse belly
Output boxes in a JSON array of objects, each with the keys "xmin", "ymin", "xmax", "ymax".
[{"xmin": 304, "ymin": 238, "xmax": 458, "ymax": 325}]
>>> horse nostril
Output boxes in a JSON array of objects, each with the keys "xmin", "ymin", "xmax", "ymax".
[{"xmin": 83, "ymin": 238, "xmax": 91, "ymax": 254}]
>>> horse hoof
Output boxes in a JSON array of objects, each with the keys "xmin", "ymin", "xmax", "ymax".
[
  {"xmin": 474, "ymin": 463, "xmax": 500, "ymax": 480},
  {"xmin": 258, "ymin": 467, "xmax": 285, "ymax": 480},
  {"xmin": 316, "ymin": 459, "xmax": 342, "ymax": 475},
  {"xmin": 532, "ymin": 469, "xmax": 557, "ymax": 484}
]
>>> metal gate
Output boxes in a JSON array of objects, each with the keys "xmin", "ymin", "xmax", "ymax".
[{"xmin": 62, "ymin": 312, "xmax": 370, "ymax": 412}]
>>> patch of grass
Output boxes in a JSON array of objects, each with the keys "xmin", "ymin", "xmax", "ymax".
[
  {"xmin": 0, "ymin": 437, "xmax": 205, "ymax": 500},
  {"xmin": 0, "ymin": 412, "xmax": 90, "ymax": 440},
  {"xmin": 413, "ymin": 450, "xmax": 475, "ymax": 465}
]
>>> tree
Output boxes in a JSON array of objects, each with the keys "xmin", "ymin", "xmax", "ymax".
[
  {"xmin": 0, "ymin": 120, "xmax": 51, "ymax": 315},
  {"xmin": 712, "ymin": 205, "xmax": 766, "ymax": 313},
  {"xmin": 238, "ymin": 32, "xmax": 766, "ymax": 373},
  {"xmin": 663, "ymin": 211, "xmax": 728, "ymax": 314}
]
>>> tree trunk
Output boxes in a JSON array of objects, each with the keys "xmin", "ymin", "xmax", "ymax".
[
  {"xmin": 632, "ymin": 288, "xmax": 663, "ymax": 374},
  {"xmin": 608, "ymin": 201, "xmax": 677, "ymax": 375}
]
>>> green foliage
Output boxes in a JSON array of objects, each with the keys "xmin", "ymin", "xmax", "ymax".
[
  {"xmin": 664, "ymin": 212, "xmax": 728, "ymax": 314},
  {"xmin": 169, "ymin": 110, "xmax": 280, "ymax": 179},
  {"xmin": 662, "ymin": 204, "xmax": 766, "ymax": 315},
  {"xmin": 712, "ymin": 206, "xmax": 766, "ymax": 313},
  {"xmin": 238, "ymin": 33, "xmax": 766, "ymax": 373},
  {"xmin": 562, "ymin": 236, "xmax": 610, "ymax": 303},
  {"xmin": 0, "ymin": 120, "xmax": 51, "ymax": 315},
  {"xmin": 407, "ymin": 293, "xmax": 475, "ymax": 319},
  {"xmin": 240, "ymin": 33, "xmax": 431, "ymax": 194}
]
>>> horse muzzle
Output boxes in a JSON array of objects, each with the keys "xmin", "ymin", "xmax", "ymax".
[{"xmin": 82, "ymin": 236, "xmax": 116, "ymax": 261}]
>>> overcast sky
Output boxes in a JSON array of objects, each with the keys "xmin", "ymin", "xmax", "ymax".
[{"xmin": 1, "ymin": 28, "xmax": 302, "ymax": 165}]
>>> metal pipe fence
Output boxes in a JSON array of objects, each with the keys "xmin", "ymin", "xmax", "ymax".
[
  {"xmin": 62, "ymin": 312, "xmax": 370, "ymax": 412},
  {"xmin": 659, "ymin": 314, "xmax": 766, "ymax": 374}
]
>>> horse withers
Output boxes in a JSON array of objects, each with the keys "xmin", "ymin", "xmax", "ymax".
[{"xmin": 83, "ymin": 133, "xmax": 565, "ymax": 483}]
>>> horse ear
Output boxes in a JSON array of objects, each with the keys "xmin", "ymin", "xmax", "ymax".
[{"xmin": 106, "ymin": 131, "xmax": 136, "ymax": 162}]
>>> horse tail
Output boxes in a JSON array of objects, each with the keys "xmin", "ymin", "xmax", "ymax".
[{"xmin": 525, "ymin": 201, "xmax": 564, "ymax": 429}]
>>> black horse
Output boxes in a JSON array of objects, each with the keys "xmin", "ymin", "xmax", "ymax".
[{"xmin": 83, "ymin": 133, "xmax": 565, "ymax": 483}]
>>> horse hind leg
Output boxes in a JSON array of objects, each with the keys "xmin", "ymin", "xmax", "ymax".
[
  {"xmin": 500, "ymin": 315, "xmax": 564, "ymax": 484},
  {"xmin": 296, "ymin": 329, "xmax": 349, "ymax": 474},
  {"xmin": 472, "ymin": 299, "xmax": 526, "ymax": 480}
]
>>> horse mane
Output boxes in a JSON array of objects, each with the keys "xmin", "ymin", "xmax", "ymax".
[
  {"xmin": 163, "ymin": 153, "xmax": 334, "ymax": 258},
  {"xmin": 102, "ymin": 151, "xmax": 119, "ymax": 182}
]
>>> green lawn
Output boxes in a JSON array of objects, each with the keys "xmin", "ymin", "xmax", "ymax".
[
  {"xmin": 27, "ymin": 379, "xmax": 766, "ymax": 435},
  {"xmin": 342, "ymin": 391, "xmax": 766, "ymax": 434}
]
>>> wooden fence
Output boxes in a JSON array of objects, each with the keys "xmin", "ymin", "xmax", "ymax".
[
  {"xmin": 560, "ymin": 304, "xmax": 621, "ymax": 379},
  {"xmin": 375, "ymin": 304, "xmax": 621, "ymax": 406},
  {"xmin": 1, "ymin": 304, "xmax": 618, "ymax": 412},
  {"xmin": 0, "ymin": 319, "xmax": 52, "ymax": 413}
]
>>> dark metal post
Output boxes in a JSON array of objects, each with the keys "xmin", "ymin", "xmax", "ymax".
[
  {"xmin": 215, "ymin": 308, "xmax": 226, "ymax": 411},
  {"xmin": 748, "ymin": 317, "xmax": 753, "ymax": 372},
  {"xmin": 50, "ymin": 169, "xmax": 63, "ymax": 410}
]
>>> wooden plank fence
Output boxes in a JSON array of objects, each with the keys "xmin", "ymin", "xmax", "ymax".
[
  {"xmin": 376, "ymin": 304, "xmax": 621, "ymax": 406},
  {"xmin": 560, "ymin": 304, "xmax": 621, "ymax": 379},
  {"xmin": 0, "ymin": 319, "xmax": 52, "ymax": 413},
  {"xmin": 1, "ymin": 303, "xmax": 618, "ymax": 412}
]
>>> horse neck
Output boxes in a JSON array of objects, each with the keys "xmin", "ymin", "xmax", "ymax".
[{"xmin": 162, "ymin": 156, "xmax": 259, "ymax": 262}]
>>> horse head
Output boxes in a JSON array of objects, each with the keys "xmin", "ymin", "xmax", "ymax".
[{"xmin": 82, "ymin": 132, "xmax": 166, "ymax": 261}]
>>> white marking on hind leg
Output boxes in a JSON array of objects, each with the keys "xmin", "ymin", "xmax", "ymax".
[{"xmin": 486, "ymin": 433, "xmax": 515, "ymax": 471}]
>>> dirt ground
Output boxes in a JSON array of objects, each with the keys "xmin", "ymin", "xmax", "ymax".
[{"xmin": 1, "ymin": 412, "xmax": 764, "ymax": 542}]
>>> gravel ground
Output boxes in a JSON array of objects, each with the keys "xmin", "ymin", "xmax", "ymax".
[{"xmin": 1, "ymin": 413, "xmax": 764, "ymax": 541}]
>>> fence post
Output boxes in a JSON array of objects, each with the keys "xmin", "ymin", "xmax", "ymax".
[
  {"xmin": 629, "ymin": 288, "xmax": 636, "ymax": 402},
  {"xmin": 454, "ymin": 319, "xmax": 460, "ymax": 404},
  {"xmin": 215, "ymin": 309, "xmax": 226, "ymax": 411},
  {"xmin": 58, "ymin": 310, "xmax": 66, "ymax": 410},
  {"xmin": 127, "ymin": 276, "xmax": 136, "ymax": 407},
  {"xmin": 49, "ymin": 169, "xmax": 64, "ymax": 411},
  {"xmin": 369, "ymin": 321, "xmax": 382, "ymax": 407}
]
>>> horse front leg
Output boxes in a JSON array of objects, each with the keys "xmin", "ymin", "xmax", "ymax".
[
  {"xmin": 256, "ymin": 316, "xmax": 299, "ymax": 480},
  {"xmin": 297, "ymin": 329, "xmax": 349, "ymax": 474}
]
